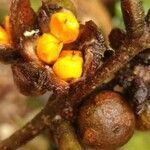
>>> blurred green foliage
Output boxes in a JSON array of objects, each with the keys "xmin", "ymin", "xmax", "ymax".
[
  {"xmin": 0, "ymin": 0, "xmax": 40, "ymax": 22},
  {"xmin": 113, "ymin": 0, "xmax": 150, "ymax": 28},
  {"xmin": 31, "ymin": 0, "xmax": 41, "ymax": 11},
  {"xmin": 121, "ymin": 131, "xmax": 150, "ymax": 150},
  {"xmin": 0, "ymin": 9, "xmax": 7, "ymax": 22}
]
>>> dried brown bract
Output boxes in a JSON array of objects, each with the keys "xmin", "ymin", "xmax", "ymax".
[{"xmin": 0, "ymin": 0, "xmax": 107, "ymax": 96}]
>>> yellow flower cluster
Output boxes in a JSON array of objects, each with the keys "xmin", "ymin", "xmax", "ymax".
[{"xmin": 36, "ymin": 11, "xmax": 83, "ymax": 81}]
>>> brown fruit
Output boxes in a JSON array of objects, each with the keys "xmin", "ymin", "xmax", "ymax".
[{"xmin": 78, "ymin": 91, "xmax": 135, "ymax": 150}]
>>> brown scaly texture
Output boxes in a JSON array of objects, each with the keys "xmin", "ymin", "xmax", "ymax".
[
  {"xmin": 121, "ymin": 0, "xmax": 145, "ymax": 38},
  {"xmin": 111, "ymin": 11, "xmax": 150, "ymax": 129},
  {"xmin": 115, "ymin": 49, "xmax": 150, "ymax": 112},
  {"xmin": 78, "ymin": 91, "xmax": 135, "ymax": 150},
  {"xmin": 10, "ymin": 0, "xmax": 37, "ymax": 45},
  {"xmin": 12, "ymin": 62, "xmax": 48, "ymax": 96},
  {"xmin": 0, "ymin": 45, "xmax": 20, "ymax": 64},
  {"xmin": 116, "ymin": 52, "xmax": 150, "ymax": 130}
]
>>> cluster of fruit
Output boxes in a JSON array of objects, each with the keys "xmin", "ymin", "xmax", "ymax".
[
  {"xmin": 36, "ymin": 11, "xmax": 83, "ymax": 81},
  {"xmin": 0, "ymin": 11, "xmax": 84, "ymax": 82}
]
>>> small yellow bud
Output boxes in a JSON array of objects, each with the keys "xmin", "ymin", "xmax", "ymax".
[
  {"xmin": 0, "ymin": 26, "xmax": 10, "ymax": 45},
  {"xmin": 4, "ymin": 16, "xmax": 11, "ymax": 35},
  {"xmin": 53, "ymin": 50, "xmax": 83, "ymax": 81},
  {"xmin": 4, "ymin": 16, "xmax": 12, "ymax": 42},
  {"xmin": 50, "ymin": 11, "xmax": 79, "ymax": 44},
  {"xmin": 36, "ymin": 33, "xmax": 63, "ymax": 64}
]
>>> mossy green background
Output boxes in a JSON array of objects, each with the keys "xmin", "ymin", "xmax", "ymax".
[
  {"xmin": 121, "ymin": 131, "xmax": 150, "ymax": 150},
  {"xmin": 113, "ymin": 0, "xmax": 150, "ymax": 28}
]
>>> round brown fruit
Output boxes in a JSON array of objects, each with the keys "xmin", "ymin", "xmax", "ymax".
[{"xmin": 78, "ymin": 91, "xmax": 135, "ymax": 150}]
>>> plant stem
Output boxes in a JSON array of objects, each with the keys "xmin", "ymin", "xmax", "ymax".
[
  {"xmin": 0, "ymin": 45, "xmax": 20, "ymax": 64},
  {"xmin": 121, "ymin": 0, "xmax": 145, "ymax": 38},
  {"xmin": 53, "ymin": 120, "xmax": 83, "ymax": 150},
  {"xmin": 0, "ymin": 110, "xmax": 45, "ymax": 150}
]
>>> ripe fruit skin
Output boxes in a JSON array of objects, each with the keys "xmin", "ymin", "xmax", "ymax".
[
  {"xmin": 36, "ymin": 33, "xmax": 63, "ymax": 64},
  {"xmin": 0, "ymin": 26, "xmax": 10, "ymax": 45},
  {"xmin": 50, "ymin": 11, "xmax": 79, "ymax": 44},
  {"xmin": 78, "ymin": 91, "xmax": 135, "ymax": 150},
  {"xmin": 53, "ymin": 50, "xmax": 83, "ymax": 81}
]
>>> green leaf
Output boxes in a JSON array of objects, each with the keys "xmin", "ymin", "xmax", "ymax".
[{"xmin": 120, "ymin": 131, "xmax": 150, "ymax": 150}]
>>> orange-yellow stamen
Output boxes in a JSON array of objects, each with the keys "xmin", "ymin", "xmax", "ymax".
[
  {"xmin": 53, "ymin": 50, "xmax": 83, "ymax": 81},
  {"xmin": 50, "ymin": 11, "xmax": 79, "ymax": 44},
  {"xmin": 36, "ymin": 33, "xmax": 63, "ymax": 64},
  {"xmin": 0, "ymin": 26, "xmax": 10, "ymax": 45}
]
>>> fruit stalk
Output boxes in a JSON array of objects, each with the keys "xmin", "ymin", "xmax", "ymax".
[
  {"xmin": 53, "ymin": 120, "xmax": 83, "ymax": 150},
  {"xmin": 121, "ymin": 0, "xmax": 145, "ymax": 38}
]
